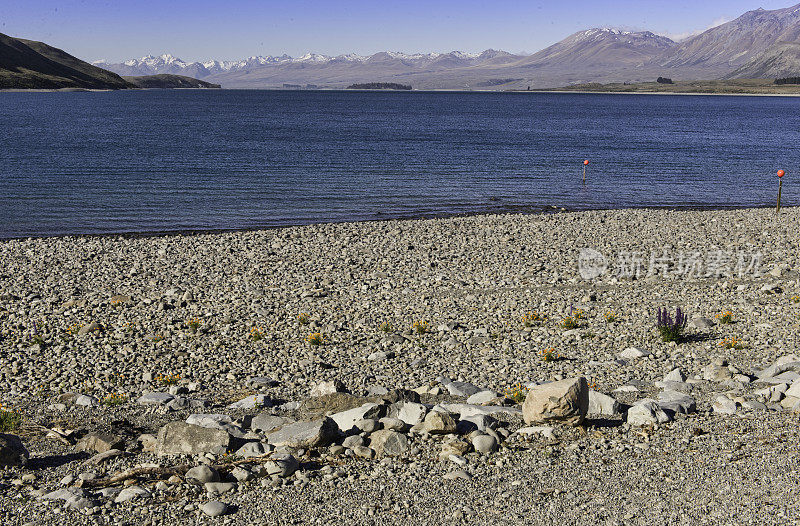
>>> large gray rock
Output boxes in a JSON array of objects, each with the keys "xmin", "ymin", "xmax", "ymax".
[
  {"xmin": 627, "ymin": 400, "xmax": 671, "ymax": 426},
  {"xmin": 249, "ymin": 414, "xmax": 293, "ymax": 434},
  {"xmin": 227, "ymin": 394, "xmax": 271, "ymax": 410},
  {"xmin": 40, "ymin": 488, "xmax": 96, "ymax": 509},
  {"xmin": 471, "ymin": 434, "xmax": 498, "ymax": 454},
  {"xmin": 369, "ymin": 430, "xmax": 409, "ymax": 456},
  {"xmin": 395, "ymin": 402, "xmax": 428, "ymax": 426},
  {"xmin": 310, "ymin": 380, "xmax": 345, "ymax": 397},
  {"xmin": 0, "ymin": 434, "xmax": 28, "ymax": 467},
  {"xmin": 266, "ymin": 418, "xmax": 338, "ymax": 448},
  {"xmin": 439, "ymin": 378, "xmax": 483, "ymax": 397},
  {"xmin": 657, "ymin": 390, "xmax": 696, "ymax": 414},
  {"xmin": 522, "ymin": 377, "xmax": 589, "ymax": 426},
  {"xmin": 329, "ymin": 403, "xmax": 383, "ymax": 433},
  {"xmin": 587, "ymin": 391, "xmax": 621, "ymax": 417},
  {"xmin": 185, "ymin": 414, "xmax": 244, "ymax": 437},
  {"xmin": 156, "ymin": 422, "xmax": 232, "ymax": 457},
  {"xmin": 114, "ymin": 486, "xmax": 151, "ymax": 503}
]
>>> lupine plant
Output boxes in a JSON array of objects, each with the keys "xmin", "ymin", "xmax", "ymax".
[{"xmin": 656, "ymin": 307, "xmax": 688, "ymax": 342}]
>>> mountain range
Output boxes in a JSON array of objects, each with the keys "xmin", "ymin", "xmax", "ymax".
[{"xmin": 93, "ymin": 3, "xmax": 800, "ymax": 89}]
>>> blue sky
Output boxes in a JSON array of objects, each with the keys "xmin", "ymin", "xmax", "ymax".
[{"xmin": 3, "ymin": 0, "xmax": 796, "ymax": 62}]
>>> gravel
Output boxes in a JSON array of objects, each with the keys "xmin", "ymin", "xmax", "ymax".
[{"xmin": 1, "ymin": 206, "xmax": 800, "ymax": 524}]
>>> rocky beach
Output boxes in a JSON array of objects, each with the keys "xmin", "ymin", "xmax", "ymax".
[{"xmin": 1, "ymin": 206, "xmax": 799, "ymax": 525}]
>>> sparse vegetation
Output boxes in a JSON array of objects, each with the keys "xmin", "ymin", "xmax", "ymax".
[
  {"xmin": 540, "ymin": 348, "xmax": 560, "ymax": 362},
  {"xmin": 716, "ymin": 311, "xmax": 734, "ymax": 325},
  {"xmin": 298, "ymin": 313, "xmax": 311, "ymax": 325},
  {"xmin": 412, "ymin": 321, "xmax": 429, "ymax": 334},
  {"xmin": 380, "ymin": 321, "xmax": 394, "ymax": 333},
  {"xmin": 504, "ymin": 383, "xmax": 529, "ymax": 404},
  {"xmin": 719, "ymin": 337, "xmax": 746, "ymax": 350},
  {"xmin": 307, "ymin": 332, "xmax": 324, "ymax": 346},
  {"xmin": 656, "ymin": 307, "xmax": 688, "ymax": 343},
  {"xmin": 156, "ymin": 373, "xmax": 180, "ymax": 386},
  {"xmin": 0, "ymin": 404, "xmax": 22, "ymax": 432},
  {"xmin": 604, "ymin": 311, "xmax": 618, "ymax": 323},
  {"xmin": 522, "ymin": 311, "xmax": 546, "ymax": 327},
  {"xmin": 100, "ymin": 393, "xmax": 128, "ymax": 407},
  {"xmin": 250, "ymin": 326, "xmax": 264, "ymax": 341}
]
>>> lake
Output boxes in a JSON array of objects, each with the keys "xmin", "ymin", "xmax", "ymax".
[{"xmin": 0, "ymin": 90, "xmax": 797, "ymax": 238}]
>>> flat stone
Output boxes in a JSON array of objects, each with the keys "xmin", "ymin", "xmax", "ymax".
[
  {"xmin": 235, "ymin": 442, "xmax": 271, "ymax": 458},
  {"xmin": 522, "ymin": 377, "xmax": 589, "ymax": 426},
  {"xmin": 395, "ymin": 402, "xmax": 428, "ymax": 426},
  {"xmin": 114, "ymin": 486, "xmax": 151, "ymax": 503},
  {"xmin": 202, "ymin": 500, "xmax": 229, "ymax": 517},
  {"xmin": 440, "ymin": 379, "xmax": 483, "ymax": 397},
  {"xmin": 310, "ymin": 380, "xmax": 345, "ymax": 397},
  {"xmin": 156, "ymin": 422, "xmax": 232, "ymax": 457},
  {"xmin": 137, "ymin": 392, "xmax": 175, "ymax": 406},
  {"xmin": 689, "ymin": 317, "xmax": 714, "ymax": 329},
  {"xmin": 227, "ymin": 394, "xmax": 271, "ymax": 410},
  {"xmin": 516, "ymin": 426, "xmax": 555, "ymax": 439},
  {"xmin": 185, "ymin": 414, "xmax": 244, "ymax": 437},
  {"xmin": 466, "ymin": 390, "xmax": 499, "ymax": 405},
  {"xmin": 443, "ymin": 469, "xmax": 472, "ymax": 481},
  {"xmin": 434, "ymin": 403, "xmax": 521, "ymax": 419},
  {"xmin": 266, "ymin": 418, "xmax": 338, "ymax": 448},
  {"xmin": 619, "ymin": 347, "xmax": 649, "ymax": 360},
  {"xmin": 329, "ymin": 403, "xmax": 383, "ymax": 434},
  {"xmin": 785, "ymin": 378, "xmax": 800, "ymax": 399},
  {"xmin": 249, "ymin": 414, "xmax": 293, "ymax": 434},
  {"xmin": 76, "ymin": 433, "xmax": 123, "ymax": 454}
]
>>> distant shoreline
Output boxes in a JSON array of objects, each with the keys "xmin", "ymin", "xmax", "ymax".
[{"xmin": 0, "ymin": 204, "xmax": 792, "ymax": 242}]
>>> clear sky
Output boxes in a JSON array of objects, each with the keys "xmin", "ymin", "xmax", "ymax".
[{"xmin": 3, "ymin": 0, "xmax": 797, "ymax": 62}]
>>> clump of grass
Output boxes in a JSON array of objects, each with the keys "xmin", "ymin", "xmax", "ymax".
[
  {"xmin": 100, "ymin": 393, "xmax": 127, "ymax": 407},
  {"xmin": 307, "ymin": 332, "xmax": 324, "ymax": 346},
  {"xmin": 540, "ymin": 348, "xmax": 560, "ymax": 362},
  {"xmin": 604, "ymin": 311, "xmax": 618, "ymax": 323},
  {"xmin": 150, "ymin": 334, "xmax": 164, "ymax": 343},
  {"xmin": 29, "ymin": 335, "xmax": 46, "ymax": 347},
  {"xmin": 186, "ymin": 318, "xmax": 201, "ymax": 332},
  {"xmin": 379, "ymin": 321, "xmax": 394, "ymax": 333},
  {"xmin": 719, "ymin": 337, "xmax": 746, "ymax": 350},
  {"xmin": 156, "ymin": 373, "xmax": 180, "ymax": 386},
  {"xmin": 522, "ymin": 311, "xmax": 546, "ymax": 327},
  {"xmin": 250, "ymin": 326, "xmax": 264, "ymax": 341},
  {"xmin": 297, "ymin": 313, "xmax": 311, "ymax": 325},
  {"xmin": 121, "ymin": 322, "xmax": 135, "ymax": 333},
  {"xmin": 0, "ymin": 404, "xmax": 22, "ymax": 432},
  {"xmin": 715, "ymin": 311, "xmax": 734, "ymax": 325},
  {"xmin": 412, "ymin": 321, "xmax": 429, "ymax": 334},
  {"xmin": 656, "ymin": 307, "xmax": 688, "ymax": 343},
  {"xmin": 504, "ymin": 383, "xmax": 529, "ymax": 404},
  {"xmin": 66, "ymin": 323, "xmax": 83, "ymax": 336},
  {"xmin": 791, "ymin": 295, "xmax": 800, "ymax": 304}
]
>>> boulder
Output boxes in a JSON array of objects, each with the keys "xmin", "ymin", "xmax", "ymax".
[
  {"xmin": 263, "ymin": 454, "xmax": 299, "ymax": 477},
  {"xmin": 185, "ymin": 465, "xmax": 220, "ymax": 485},
  {"xmin": 522, "ymin": 377, "xmax": 589, "ymax": 426},
  {"xmin": 156, "ymin": 422, "xmax": 232, "ymax": 457},
  {"xmin": 249, "ymin": 414, "xmax": 293, "ymax": 434},
  {"xmin": 310, "ymin": 380, "xmax": 345, "ymax": 397}
]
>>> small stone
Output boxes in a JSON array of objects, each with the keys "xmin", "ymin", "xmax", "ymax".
[
  {"xmin": 712, "ymin": 395, "xmax": 737, "ymax": 415},
  {"xmin": 76, "ymin": 433, "xmax": 123, "ymax": 454},
  {"xmin": 396, "ymin": 402, "xmax": 428, "ymax": 426},
  {"xmin": 201, "ymin": 500, "xmax": 229, "ymax": 517},
  {"xmin": 369, "ymin": 430, "xmax": 409, "ymax": 456},
  {"xmin": 204, "ymin": 482, "xmax": 236, "ymax": 495},
  {"xmin": 619, "ymin": 347, "xmax": 649, "ymax": 360},
  {"xmin": 185, "ymin": 465, "xmax": 218, "ymax": 485},
  {"xmin": 114, "ymin": 486, "xmax": 151, "ymax": 503},
  {"xmin": 310, "ymin": 380, "xmax": 345, "ymax": 397},
  {"xmin": 471, "ymin": 434, "xmax": 498, "ymax": 454},
  {"xmin": 443, "ymin": 470, "xmax": 472, "ymax": 481},
  {"xmin": 587, "ymin": 391, "xmax": 621, "ymax": 417},
  {"xmin": 627, "ymin": 400, "xmax": 671, "ymax": 426}
]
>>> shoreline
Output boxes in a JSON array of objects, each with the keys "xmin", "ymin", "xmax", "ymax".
[{"xmin": 0, "ymin": 203, "xmax": 791, "ymax": 242}]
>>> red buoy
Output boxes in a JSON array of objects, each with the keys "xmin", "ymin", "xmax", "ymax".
[
  {"xmin": 778, "ymin": 169, "xmax": 785, "ymax": 178},
  {"xmin": 583, "ymin": 160, "xmax": 589, "ymax": 166}
]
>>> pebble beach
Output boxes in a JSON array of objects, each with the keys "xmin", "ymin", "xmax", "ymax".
[{"xmin": 1, "ymin": 206, "xmax": 800, "ymax": 525}]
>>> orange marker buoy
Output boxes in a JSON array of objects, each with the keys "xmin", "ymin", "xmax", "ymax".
[
  {"xmin": 777, "ymin": 170, "xmax": 785, "ymax": 213},
  {"xmin": 582, "ymin": 160, "xmax": 589, "ymax": 184}
]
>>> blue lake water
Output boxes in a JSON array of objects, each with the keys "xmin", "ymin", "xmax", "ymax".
[{"xmin": 0, "ymin": 89, "xmax": 798, "ymax": 238}]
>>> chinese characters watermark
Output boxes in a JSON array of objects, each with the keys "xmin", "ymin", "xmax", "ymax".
[{"xmin": 578, "ymin": 248, "xmax": 762, "ymax": 280}]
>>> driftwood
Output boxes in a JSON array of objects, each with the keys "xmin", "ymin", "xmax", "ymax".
[{"xmin": 76, "ymin": 453, "xmax": 279, "ymax": 489}]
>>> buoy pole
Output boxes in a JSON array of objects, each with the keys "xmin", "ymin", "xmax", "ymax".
[
  {"xmin": 583, "ymin": 159, "xmax": 589, "ymax": 185},
  {"xmin": 777, "ymin": 170, "xmax": 785, "ymax": 213}
]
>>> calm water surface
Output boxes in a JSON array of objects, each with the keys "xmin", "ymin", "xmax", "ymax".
[{"xmin": 0, "ymin": 90, "xmax": 798, "ymax": 238}]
